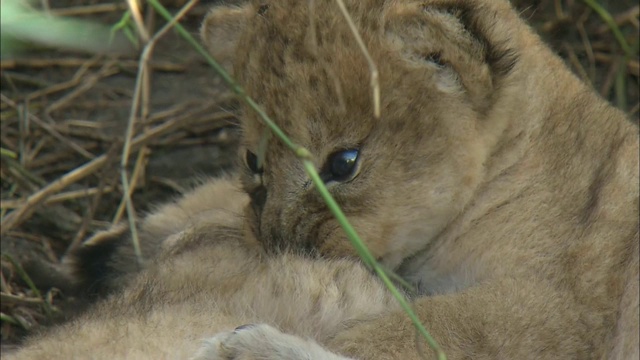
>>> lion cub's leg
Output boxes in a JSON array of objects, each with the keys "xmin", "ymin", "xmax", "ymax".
[{"xmin": 192, "ymin": 324, "xmax": 352, "ymax": 360}]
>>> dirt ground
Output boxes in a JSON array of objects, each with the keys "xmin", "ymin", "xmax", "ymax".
[{"xmin": 1, "ymin": 0, "xmax": 638, "ymax": 349}]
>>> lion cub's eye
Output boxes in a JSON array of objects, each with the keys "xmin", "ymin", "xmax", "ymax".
[
  {"xmin": 245, "ymin": 150, "xmax": 263, "ymax": 175},
  {"xmin": 324, "ymin": 149, "xmax": 360, "ymax": 182}
]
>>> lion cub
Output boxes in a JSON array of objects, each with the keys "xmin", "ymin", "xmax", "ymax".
[
  {"xmin": 201, "ymin": 0, "xmax": 639, "ymax": 359},
  {"xmin": 8, "ymin": 177, "xmax": 398, "ymax": 359}
]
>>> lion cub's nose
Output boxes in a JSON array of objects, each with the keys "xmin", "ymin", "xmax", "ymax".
[{"xmin": 248, "ymin": 185, "xmax": 267, "ymax": 215}]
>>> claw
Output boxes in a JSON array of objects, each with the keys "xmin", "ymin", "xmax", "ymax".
[{"xmin": 233, "ymin": 324, "xmax": 255, "ymax": 333}]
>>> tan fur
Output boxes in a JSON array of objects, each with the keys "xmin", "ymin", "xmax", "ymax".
[
  {"xmin": 201, "ymin": 0, "xmax": 640, "ymax": 359},
  {"xmin": 11, "ymin": 1, "xmax": 638, "ymax": 359},
  {"xmin": 9, "ymin": 178, "xmax": 399, "ymax": 360}
]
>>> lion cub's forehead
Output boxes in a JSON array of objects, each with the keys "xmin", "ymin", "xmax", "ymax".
[
  {"xmin": 237, "ymin": 1, "xmax": 387, "ymax": 152},
  {"xmin": 236, "ymin": 0, "xmax": 515, "ymax": 155}
]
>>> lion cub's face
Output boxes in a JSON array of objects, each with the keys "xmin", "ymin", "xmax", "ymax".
[{"xmin": 203, "ymin": 0, "xmax": 521, "ymax": 268}]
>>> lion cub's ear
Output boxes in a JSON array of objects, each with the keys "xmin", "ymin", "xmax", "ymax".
[{"xmin": 200, "ymin": 5, "xmax": 252, "ymax": 75}]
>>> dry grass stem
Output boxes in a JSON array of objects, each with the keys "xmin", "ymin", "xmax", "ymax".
[
  {"xmin": 600, "ymin": 61, "xmax": 620, "ymax": 97},
  {"xmin": 334, "ymin": 0, "xmax": 380, "ymax": 119},
  {"xmin": 112, "ymin": 147, "xmax": 148, "ymax": 224},
  {"xmin": 575, "ymin": 10, "xmax": 597, "ymax": 81},
  {"xmin": 1, "ymin": 102, "xmax": 216, "ymax": 235},
  {"xmin": 593, "ymin": 53, "xmax": 640, "ymax": 76},
  {"xmin": 125, "ymin": 0, "xmax": 150, "ymax": 43},
  {"xmin": 0, "ymin": 293, "xmax": 46, "ymax": 307},
  {"xmin": 563, "ymin": 42, "xmax": 591, "ymax": 83},
  {"xmin": 1, "ymin": 94, "xmax": 95, "ymax": 160},
  {"xmin": 0, "ymin": 186, "xmax": 114, "ymax": 210},
  {"xmin": 117, "ymin": 0, "xmax": 199, "ymax": 263}
]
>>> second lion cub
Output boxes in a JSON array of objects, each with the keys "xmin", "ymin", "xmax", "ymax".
[
  {"xmin": 9, "ymin": 177, "xmax": 398, "ymax": 360},
  {"xmin": 201, "ymin": 0, "xmax": 639, "ymax": 359}
]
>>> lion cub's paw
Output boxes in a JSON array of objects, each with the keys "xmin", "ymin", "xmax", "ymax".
[{"xmin": 191, "ymin": 324, "xmax": 351, "ymax": 360}]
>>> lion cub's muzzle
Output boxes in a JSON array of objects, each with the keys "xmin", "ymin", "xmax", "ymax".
[
  {"xmin": 246, "ymin": 185, "xmax": 323, "ymax": 257},
  {"xmin": 248, "ymin": 184, "xmax": 267, "ymax": 216}
]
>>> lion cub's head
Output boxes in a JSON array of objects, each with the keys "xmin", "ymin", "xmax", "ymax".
[{"xmin": 202, "ymin": 0, "xmax": 528, "ymax": 268}]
